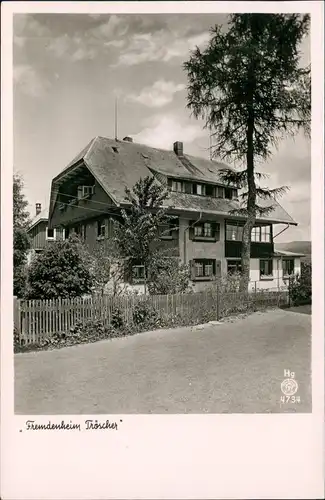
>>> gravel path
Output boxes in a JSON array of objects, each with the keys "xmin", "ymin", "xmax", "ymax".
[{"xmin": 15, "ymin": 308, "xmax": 311, "ymax": 414}]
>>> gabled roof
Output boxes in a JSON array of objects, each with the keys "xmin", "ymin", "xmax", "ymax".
[
  {"xmin": 49, "ymin": 136, "xmax": 297, "ymax": 226},
  {"xmin": 28, "ymin": 207, "xmax": 48, "ymax": 231}
]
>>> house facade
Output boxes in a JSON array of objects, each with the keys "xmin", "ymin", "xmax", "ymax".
[
  {"xmin": 48, "ymin": 136, "xmax": 303, "ymax": 291},
  {"xmin": 27, "ymin": 204, "xmax": 65, "ymax": 264}
]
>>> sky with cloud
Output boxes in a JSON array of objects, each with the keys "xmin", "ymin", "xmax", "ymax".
[{"xmin": 13, "ymin": 13, "xmax": 311, "ymax": 242}]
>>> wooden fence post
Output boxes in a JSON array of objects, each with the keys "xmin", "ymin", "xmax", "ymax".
[
  {"xmin": 288, "ymin": 277, "xmax": 292, "ymax": 308},
  {"xmin": 216, "ymin": 285, "xmax": 220, "ymax": 321},
  {"xmin": 13, "ymin": 296, "xmax": 21, "ymax": 339}
]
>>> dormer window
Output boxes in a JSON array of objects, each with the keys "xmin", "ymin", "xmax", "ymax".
[
  {"xmin": 205, "ymin": 185, "xmax": 214, "ymax": 196},
  {"xmin": 167, "ymin": 178, "xmax": 237, "ymax": 200},
  {"xmin": 193, "ymin": 183, "xmax": 206, "ymax": 196},
  {"xmin": 216, "ymin": 187, "xmax": 224, "ymax": 198},
  {"xmin": 171, "ymin": 180, "xmax": 183, "ymax": 192},
  {"xmin": 225, "ymin": 187, "xmax": 233, "ymax": 200}
]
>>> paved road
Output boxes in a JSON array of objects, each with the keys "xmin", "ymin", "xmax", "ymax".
[{"xmin": 15, "ymin": 308, "xmax": 311, "ymax": 414}]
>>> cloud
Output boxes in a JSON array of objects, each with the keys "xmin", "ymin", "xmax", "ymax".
[
  {"xmin": 46, "ymin": 33, "xmax": 98, "ymax": 62},
  {"xmin": 44, "ymin": 15, "xmax": 129, "ymax": 62},
  {"xmin": 127, "ymin": 80, "xmax": 186, "ymax": 108},
  {"xmin": 89, "ymin": 15, "xmax": 128, "ymax": 39},
  {"xmin": 104, "ymin": 39, "xmax": 125, "ymax": 48},
  {"xmin": 71, "ymin": 46, "xmax": 97, "ymax": 62},
  {"xmin": 13, "ymin": 64, "xmax": 50, "ymax": 97},
  {"xmin": 13, "ymin": 36, "xmax": 26, "ymax": 48},
  {"xmin": 115, "ymin": 30, "xmax": 210, "ymax": 66},
  {"xmin": 133, "ymin": 114, "xmax": 206, "ymax": 150},
  {"xmin": 14, "ymin": 14, "xmax": 50, "ymax": 38},
  {"xmin": 47, "ymin": 34, "xmax": 71, "ymax": 58},
  {"xmin": 14, "ymin": 14, "xmax": 128, "ymax": 62},
  {"xmin": 13, "ymin": 14, "xmax": 51, "ymax": 49}
]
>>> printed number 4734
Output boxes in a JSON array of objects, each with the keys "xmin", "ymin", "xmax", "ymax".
[{"xmin": 281, "ymin": 395, "xmax": 301, "ymax": 404}]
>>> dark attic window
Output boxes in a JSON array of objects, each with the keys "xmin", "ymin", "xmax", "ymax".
[
  {"xmin": 205, "ymin": 184, "xmax": 214, "ymax": 196},
  {"xmin": 112, "ymin": 147, "xmax": 119, "ymax": 154},
  {"xmin": 225, "ymin": 188, "xmax": 233, "ymax": 199}
]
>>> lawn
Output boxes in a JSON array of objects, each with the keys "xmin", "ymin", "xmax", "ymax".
[{"xmin": 15, "ymin": 308, "xmax": 311, "ymax": 414}]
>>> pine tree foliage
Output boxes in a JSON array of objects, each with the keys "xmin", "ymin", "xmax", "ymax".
[
  {"xmin": 13, "ymin": 174, "xmax": 31, "ymax": 297},
  {"xmin": 112, "ymin": 177, "xmax": 173, "ymax": 282},
  {"xmin": 184, "ymin": 14, "xmax": 310, "ymax": 289}
]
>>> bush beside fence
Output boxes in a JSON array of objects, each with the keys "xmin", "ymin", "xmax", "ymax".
[{"xmin": 14, "ymin": 287, "xmax": 289, "ymax": 349}]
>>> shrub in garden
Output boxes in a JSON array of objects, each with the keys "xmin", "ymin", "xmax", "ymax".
[
  {"xmin": 132, "ymin": 300, "xmax": 159, "ymax": 328},
  {"xmin": 111, "ymin": 307, "xmax": 124, "ymax": 329},
  {"xmin": 148, "ymin": 258, "xmax": 192, "ymax": 295},
  {"xmin": 289, "ymin": 261, "xmax": 312, "ymax": 305},
  {"xmin": 27, "ymin": 235, "xmax": 94, "ymax": 299}
]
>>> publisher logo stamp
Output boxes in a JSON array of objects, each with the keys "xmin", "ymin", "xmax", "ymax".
[
  {"xmin": 281, "ymin": 378, "xmax": 298, "ymax": 396},
  {"xmin": 280, "ymin": 370, "xmax": 300, "ymax": 404}
]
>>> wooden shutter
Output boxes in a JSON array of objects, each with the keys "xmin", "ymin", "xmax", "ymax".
[
  {"xmin": 184, "ymin": 182, "xmax": 192, "ymax": 194},
  {"xmin": 167, "ymin": 178, "xmax": 173, "ymax": 188},
  {"xmin": 213, "ymin": 223, "xmax": 221, "ymax": 241},
  {"xmin": 215, "ymin": 260, "xmax": 221, "ymax": 278}
]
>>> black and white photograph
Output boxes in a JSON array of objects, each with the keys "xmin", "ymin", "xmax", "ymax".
[
  {"xmin": 13, "ymin": 9, "xmax": 313, "ymax": 415},
  {"xmin": 1, "ymin": 2, "xmax": 324, "ymax": 499}
]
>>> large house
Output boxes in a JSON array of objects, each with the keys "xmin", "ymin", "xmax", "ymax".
[{"xmin": 48, "ymin": 136, "xmax": 304, "ymax": 291}]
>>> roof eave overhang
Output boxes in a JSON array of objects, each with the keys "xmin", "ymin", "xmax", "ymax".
[
  {"xmin": 163, "ymin": 205, "xmax": 298, "ymax": 225},
  {"xmin": 28, "ymin": 218, "xmax": 47, "ymax": 232},
  {"xmin": 273, "ymin": 252, "xmax": 305, "ymax": 258},
  {"xmin": 49, "ymin": 158, "xmax": 120, "ymax": 225},
  {"xmin": 119, "ymin": 202, "xmax": 297, "ymax": 225}
]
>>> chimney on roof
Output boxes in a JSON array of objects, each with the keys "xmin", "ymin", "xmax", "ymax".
[
  {"xmin": 123, "ymin": 136, "xmax": 133, "ymax": 143},
  {"xmin": 173, "ymin": 141, "xmax": 183, "ymax": 157},
  {"xmin": 36, "ymin": 203, "xmax": 42, "ymax": 216}
]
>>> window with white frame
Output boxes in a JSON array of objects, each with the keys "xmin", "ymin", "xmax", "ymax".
[
  {"xmin": 194, "ymin": 183, "xmax": 206, "ymax": 195},
  {"xmin": 77, "ymin": 185, "xmax": 95, "ymax": 199},
  {"xmin": 251, "ymin": 227, "xmax": 259, "ymax": 242},
  {"xmin": 251, "ymin": 226, "xmax": 271, "ymax": 242},
  {"xmin": 283, "ymin": 258, "xmax": 295, "ymax": 277},
  {"xmin": 260, "ymin": 226, "xmax": 271, "ymax": 242},
  {"xmin": 171, "ymin": 180, "xmax": 183, "ymax": 192},
  {"xmin": 226, "ymin": 222, "xmax": 243, "ymax": 241},
  {"xmin": 193, "ymin": 259, "xmax": 215, "ymax": 279},
  {"xmin": 194, "ymin": 222, "xmax": 212, "ymax": 237},
  {"xmin": 216, "ymin": 187, "xmax": 225, "ymax": 198},
  {"xmin": 97, "ymin": 219, "xmax": 106, "ymax": 238},
  {"xmin": 46, "ymin": 227, "xmax": 56, "ymax": 240},
  {"xmin": 192, "ymin": 221, "xmax": 220, "ymax": 240}
]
